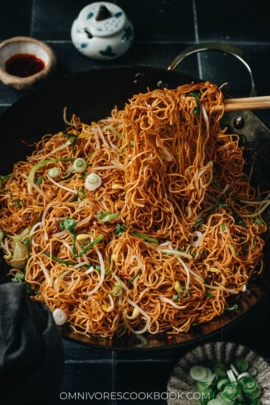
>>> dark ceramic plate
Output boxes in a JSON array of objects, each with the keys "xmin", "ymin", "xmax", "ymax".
[{"xmin": 0, "ymin": 66, "xmax": 270, "ymax": 349}]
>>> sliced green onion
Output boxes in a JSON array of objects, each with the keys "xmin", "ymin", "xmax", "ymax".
[
  {"xmin": 233, "ymin": 357, "xmax": 249, "ymax": 373},
  {"xmin": 85, "ymin": 173, "xmax": 102, "ymax": 191},
  {"xmin": 224, "ymin": 304, "xmax": 240, "ymax": 313},
  {"xmin": 230, "ymin": 363, "xmax": 239, "ymax": 377},
  {"xmin": 194, "ymin": 218, "xmax": 204, "ymax": 228},
  {"xmin": 74, "ymin": 158, "xmax": 87, "ymax": 173},
  {"xmin": 76, "ymin": 234, "xmax": 104, "ymax": 258},
  {"xmin": 103, "ymin": 125, "xmax": 122, "ymax": 139},
  {"xmin": 207, "ymin": 400, "xmax": 222, "ymax": 405},
  {"xmin": 98, "ymin": 212, "xmax": 120, "ymax": 223},
  {"xmin": 64, "ymin": 131, "xmax": 77, "ymax": 154},
  {"xmin": 189, "ymin": 359, "xmax": 262, "ymax": 405},
  {"xmin": 28, "ymin": 158, "xmax": 74, "ymax": 194},
  {"xmin": 173, "ymin": 282, "xmax": 190, "ymax": 301},
  {"xmin": 237, "ymin": 372, "xmax": 250, "ymax": 380},
  {"xmin": 44, "ymin": 252, "xmax": 77, "ymax": 266},
  {"xmin": 115, "ymin": 223, "xmax": 126, "ymax": 236},
  {"xmin": 131, "ymin": 231, "xmax": 159, "ymax": 244},
  {"xmin": 12, "ymin": 198, "xmax": 23, "ymax": 208},
  {"xmin": 48, "ymin": 167, "xmax": 61, "ymax": 178},
  {"xmin": 206, "ymin": 289, "xmax": 214, "ymax": 299},
  {"xmin": 127, "ymin": 270, "xmax": 141, "ymax": 284},
  {"xmin": 77, "ymin": 189, "xmax": 86, "ymax": 200},
  {"xmin": 112, "ymin": 285, "xmax": 122, "ymax": 297},
  {"xmin": 227, "ymin": 369, "xmax": 237, "ymax": 382},
  {"xmin": 190, "ymin": 365, "xmax": 207, "ymax": 381},
  {"xmin": 240, "ymin": 377, "xmax": 258, "ymax": 394},
  {"xmin": 217, "ymin": 378, "xmax": 230, "ymax": 391},
  {"xmin": 212, "ymin": 363, "xmax": 228, "ymax": 378},
  {"xmin": 194, "ymin": 105, "xmax": 200, "ymax": 115},
  {"xmin": 116, "ymin": 322, "xmax": 128, "ymax": 337},
  {"xmin": 0, "ymin": 229, "xmax": 4, "ymax": 242},
  {"xmin": 197, "ymin": 380, "xmax": 210, "ymax": 392},
  {"xmin": 245, "ymin": 387, "xmax": 261, "ymax": 399},
  {"xmin": 188, "ymin": 90, "xmax": 201, "ymax": 99},
  {"xmin": 0, "ymin": 174, "xmax": 11, "ymax": 189},
  {"xmin": 222, "ymin": 382, "xmax": 240, "ymax": 400},
  {"xmin": 36, "ymin": 175, "xmax": 44, "ymax": 185},
  {"xmin": 24, "ymin": 237, "xmax": 31, "ymax": 260},
  {"xmin": 60, "ymin": 218, "xmax": 77, "ymax": 255},
  {"xmin": 10, "ymin": 240, "xmax": 28, "ymax": 270},
  {"xmin": 221, "ymin": 223, "xmax": 227, "ymax": 233},
  {"xmin": 53, "ymin": 308, "xmax": 67, "ymax": 326},
  {"xmin": 93, "ymin": 265, "xmax": 110, "ymax": 275},
  {"xmin": 60, "ymin": 218, "xmax": 77, "ymax": 231},
  {"xmin": 12, "ymin": 272, "xmax": 25, "ymax": 282},
  {"xmin": 97, "ymin": 211, "xmax": 112, "ymax": 219}
]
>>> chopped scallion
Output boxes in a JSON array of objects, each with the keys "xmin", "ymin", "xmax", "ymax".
[
  {"xmin": 48, "ymin": 167, "xmax": 61, "ymax": 178},
  {"xmin": 224, "ymin": 304, "xmax": 240, "ymax": 313},
  {"xmin": 131, "ymin": 231, "xmax": 159, "ymax": 244},
  {"xmin": 116, "ymin": 322, "xmax": 128, "ymax": 337},
  {"xmin": 127, "ymin": 270, "xmax": 141, "ymax": 284},
  {"xmin": 74, "ymin": 158, "xmax": 87, "ymax": 173}
]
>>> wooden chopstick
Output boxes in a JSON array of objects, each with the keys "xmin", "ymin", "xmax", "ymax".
[{"xmin": 213, "ymin": 96, "xmax": 270, "ymax": 112}]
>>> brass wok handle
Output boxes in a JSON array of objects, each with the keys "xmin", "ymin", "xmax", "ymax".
[{"xmin": 167, "ymin": 42, "xmax": 258, "ymax": 97}]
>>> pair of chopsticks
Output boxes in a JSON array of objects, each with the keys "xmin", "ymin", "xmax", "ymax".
[{"xmin": 213, "ymin": 95, "xmax": 270, "ymax": 112}]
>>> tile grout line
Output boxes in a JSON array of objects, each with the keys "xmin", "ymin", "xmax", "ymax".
[
  {"xmin": 112, "ymin": 350, "xmax": 117, "ymax": 405},
  {"xmin": 30, "ymin": 0, "xmax": 36, "ymax": 37},
  {"xmin": 192, "ymin": 0, "xmax": 199, "ymax": 44},
  {"xmin": 64, "ymin": 358, "xmax": 177, "ymax": 364},
  {"xmin": 192, "ymin": 0, "xmax": 203, "ymax": 79},
  {"xmin": 1, "ymin": 39, "xmax": 267, "ymax": 46}
]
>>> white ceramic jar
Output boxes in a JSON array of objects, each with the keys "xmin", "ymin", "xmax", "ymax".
[{"xmin": 71, "ymin": 2, "xmax": 134, "ymax": 61}]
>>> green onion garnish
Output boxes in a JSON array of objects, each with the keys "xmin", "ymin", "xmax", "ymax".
[
  {"xmin": 127, "ymin": 270, "xmax": 141, "ymax": 284},
  {"xmin": 224, "ymin": 304, "xmax": 240, "ymax": 313},
  {"xmin": 0, "ymin": 174, "xmax": 11, "ymax": 189},
  {"xmin": 131, "ymin": 231, "xmax": 159, "ymax": 244},
  {"xmin": 116, "ymin": 322, "xmax": 128, "ymax": 337}
]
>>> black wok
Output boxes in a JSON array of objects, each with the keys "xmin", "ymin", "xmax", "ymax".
[{"xmin": 0, "ymin": 66, "xmax": 270, "ymax": 349}]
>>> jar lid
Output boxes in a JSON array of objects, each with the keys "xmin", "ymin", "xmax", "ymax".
[{"xmin": 78, "ymin": 2, "xmax": 126, "ymax": 38}]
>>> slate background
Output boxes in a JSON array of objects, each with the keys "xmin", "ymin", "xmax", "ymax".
[{"xmin": 1, "ymin": 1, "xmax": 270, "ymax": 404}]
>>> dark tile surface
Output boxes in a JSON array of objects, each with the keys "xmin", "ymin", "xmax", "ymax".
[
  {"xmin": 222, "ymin": 293, "xmax": 270, "ymax": 359},
  {"xmin": 196, "ymin": 0, "xmax": 270, "ymax": 43},
  {"xmin": 1, "ymin": 0, "xmax": 270, "ymax": 404},
  {"xmin": 117, "ymin": 0, "xmax": 195, "ymax": 42},
  {"xmin": 0, "ymin": 0, "xmax": 32, "ymax": 39},
  {"xmin": 116, "ymin": 361, "xmax": 176, "ymax": 404},
  {"xmin": 32, "ymin": 0, "xmax": 88, "ymax": 40},
  {"xmin": 63, "ymin": 339, "xmax": 113, "ymax": 361},
  {"xmin": 54, "ymin": 363, "xmax": 114, "ymax": 404},
  {"xmin": 47, "ymin": 42, "xmax": 200, "ymax": 80}
]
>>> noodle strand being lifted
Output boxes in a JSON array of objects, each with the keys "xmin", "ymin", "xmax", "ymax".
[{"xmin": 0, "ymin": 81, "xmax": 269, "ymax": 338}]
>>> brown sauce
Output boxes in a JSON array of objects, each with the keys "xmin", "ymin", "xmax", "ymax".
[{"xmin": 5, "ymin": 53, "xmax": 45, "ymax": 78}]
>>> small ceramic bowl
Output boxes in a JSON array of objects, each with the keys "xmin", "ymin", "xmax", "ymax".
[
  {"xmin": 71, "ymin": 2, "xmax": 134, "ymax": 60},
  {"xmin": 167, "ymin": 342, "xmax": 270, "ymax": 405},
  {"xmin": 0, "ymin": 36, "xmax": 57, "ymax": 90}
]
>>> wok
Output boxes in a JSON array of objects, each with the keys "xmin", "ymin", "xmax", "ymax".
[{"xmin": 0, "ymin": 66, "xmax": 270, "ymax": 349}]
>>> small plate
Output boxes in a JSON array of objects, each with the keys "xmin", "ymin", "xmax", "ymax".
[{"xmin": 167, "ymin": 341, "xmax": 270, "ymax": 405}]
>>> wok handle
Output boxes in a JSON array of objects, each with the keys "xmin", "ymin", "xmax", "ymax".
[{"xmin": 167, "ymin": 42, "xmax": 258, "ymax": 97}]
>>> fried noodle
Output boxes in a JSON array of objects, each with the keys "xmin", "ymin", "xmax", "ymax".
[{"xmin": 0, "ymin": 81, "xmax": 269, "ymax": 338}]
